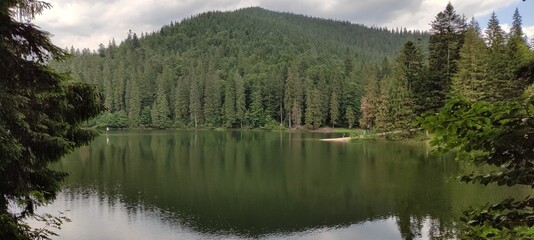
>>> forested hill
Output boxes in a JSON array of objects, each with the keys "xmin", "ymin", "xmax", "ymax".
[{"xmin": 54, "ymin": 7, "xmax": 428, "ymax": 129}]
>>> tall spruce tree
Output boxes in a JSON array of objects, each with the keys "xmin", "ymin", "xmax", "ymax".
[
  {"xmin": 0, "ymin": 1, "xmax": 104, "ymax": 238},
  {"xmin": 506, "ymin": 8, "xmax": 533, "ymax": 95},
  {"xmin": 203, "ymin": 72, "xmax": 222, "ymax": 126},
  {"xmin": 510, "ymin": 8, "xmax": 525, "ymax": 41},
  {"xmin": 374, "ymin": 75, "xmax": 393, "ymax": 132},
  {"xmin": 284, "ymin": 64, "xmax": 303, "ymax": 127},
  {"xmin": 102, "ymin": 56, "xmax": 114, "ymax": 111},
  {"xmin": 112, "ymin": 62, "xmax": 127, "ymax": 111},
  {"xmin": 127, "ymin": 72, "xmax": 141, "ymax": 127},
  {"xmin": 223, "ymin": 74, "xmax": 236, "ymax": 127},
  {"xmin": 485, "ymin": 12, "xmax": 515, "ymax": 101},
  {"xmin": 397, "ymin": 40, "xmax": 426, "ymax": 115},
  {"xmin": 189, "ymin": 77, "xmax": 202, "ymax": 128},
  {"xmin": 359, "ymin": 65, "xmax": 379, "ymax": 131},
  {"xmin": 151, "ymin": 72, "xmax": 170, "ymax": 128},
  {"xmin": 329, "ymin": 69, "xmax": 342, "ymax": 128},
  {"xmin": 427, "ymin": 3, "xmax": 466, "ymax": 111},
  {"xmin": 388, "ymin": 65, "xmax": 416, "ymax": 131},
  {"xmin": 451, "ymin": 26, "xmax": 490, "ymax": 101},
  {"xmin": 235, "ymin": 72, "xmax": 246, "ymax": 128},
  {"xmin": 248, "ymin": 79, "xmax": 266, "ymax": 128}
]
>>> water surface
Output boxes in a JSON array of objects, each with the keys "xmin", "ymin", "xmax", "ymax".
[{"xmin": 36, "ymin": 130, "xmax": 530, "ymax": 239}]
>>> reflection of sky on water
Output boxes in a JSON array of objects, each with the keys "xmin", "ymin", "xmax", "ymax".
[
  {"xmin": 28, "ymin": 131, "xmax": 526, "ymax": 240},
  {"xmin": 30, "ymin": 190, "xmax": 437, "ymax": 240},
  {"xmin": 268, "ymin": 220, "xmax": 402, "ymax": 240}
]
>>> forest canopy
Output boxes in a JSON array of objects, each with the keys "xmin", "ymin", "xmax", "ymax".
[{"xmin": 52, "ymin": 7, "xmax": 428, "ymax": 129}]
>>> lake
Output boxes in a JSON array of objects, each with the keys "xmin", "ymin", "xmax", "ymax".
[{"xmin": 34, "ymin": 130, "xmax": 530, "ymax": 239}]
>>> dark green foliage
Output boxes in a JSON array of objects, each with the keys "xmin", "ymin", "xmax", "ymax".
[
  {"xmin": 421, "ymin": 7, "xmax": 534, "ymax": 238},
  {"xmin": 284, "ymin": 63, "xmax": 304, "ymax": 127},
  {"xmin": 506, "ymin": 8, "xmax": 534, "ymax": 96},
  {"xmin": 151, "ymin": 71, "xmax": 171, "ymax": 128},
  {"xmin": 329, "ymin": 69, "xmax": 343, "ymax": 128},
  {"xmin": 0, "ymin": 1, "xmax": 104, "ymax": 238},
  {"xmin": 360, "ymin": 48, "xmax": 416, "ymax": 133},
  {"xmin": 374, "ymin": 75, "xmax": 393, "ymax": 131},
  {"xmin": 203, "ymin": 71, "xmax": 222, "ymax": 127},
  {"xmin": 510, "ymin": 8, "xmax": 525, "ymax": 42},
  {"xmin": 247, "ymin": 80, "xmax": 268, "ymax": 128},
  {"xmin": 140, "ymin": 106, "xmax": 152, "ymax": 126},
  {"xmin": 422, "ymin": 92, "xmax": 534, "ymax": 238},
  {"xmin": 422, "ymin": 54, "xmax": 534, "ymax": 237},
  {"xmin": 451, "ymin": 10, "xmax": 532, "ymax": 104},
  {"xmin": 99, "ymin": 111, "xmax": 128, "ymax": 128},
  {"xmin": 451, "ymin": 28, "xmax": 490, "ymax": 102},
  {"xmin": 485, "ymin": 12, "xmax": 511, "ymax": 101},
  {"xmin": 53, "ymin": 7, "xmax": 428, "ymax": 129},
  {"xmin": 235, "ymin": 72, "xmax": 246, "ymax": 128},
  {"xmin": 427, "ymin": 3, "xmax": 466, "ymax": 112},
  {"xmin": 223, "ymin": 73, "xmax": 237, "ymax": 127},
  {"xmin": 127, "ymin": 73, "xmax": 141, "ymax": 127},
  {"xmin": 396, "ymin": 40, "xmax": 427, "ymax": 115},
  {"xmin": 358, "ymin": 65, "xmax": 379, "ymax": 130}
]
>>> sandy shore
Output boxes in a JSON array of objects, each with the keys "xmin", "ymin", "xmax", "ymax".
[{"xmin": 319, "ymin": 137, "xmax": 351, "ymax": 142}]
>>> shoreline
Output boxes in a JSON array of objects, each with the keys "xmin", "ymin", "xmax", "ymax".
[{"xmin": 319, "ymin": 137, "xmax": 352, "ymax": 142}]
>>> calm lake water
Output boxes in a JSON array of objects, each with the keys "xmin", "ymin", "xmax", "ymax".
[{"xmin": 35, "ymin": 130, "xmax": 530, "ymax": 240}]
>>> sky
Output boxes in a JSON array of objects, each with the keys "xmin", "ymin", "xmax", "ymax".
[{"xmin": 33, "ymin": 0, "xmax": 534, "ymax": 50}]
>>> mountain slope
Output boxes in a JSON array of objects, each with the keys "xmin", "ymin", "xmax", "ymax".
[{"xmin": 54, "ymin": 7, "xmax": 429, "ymax": 129}]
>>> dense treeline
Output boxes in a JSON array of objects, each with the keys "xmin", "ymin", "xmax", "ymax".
[
  {"xmin": 52, "ymin": 7, "xmax": 428, "ymax": 129},
  {"xmin": 416, "ymin": 4, "xmax": 534, "ymax": 238},
  {"xmin": 359, "ymin": 4, "xmax": 534, "ymax": 133},
  {"xmin": 55, "ymin": 5, "xmax": 533, "ymax": 132}
]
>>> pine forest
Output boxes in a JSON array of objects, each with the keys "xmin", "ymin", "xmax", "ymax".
[{"xmin": 53, "ymin": 6, "xmax": 533, "ymax": 133}]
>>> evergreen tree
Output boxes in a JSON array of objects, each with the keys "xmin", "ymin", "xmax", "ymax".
[
  {"xmin": 235, "ymin": 72, "xmax": 246, "ymax": 128},
  {"xmin": 485, "ymin": 12, "xmax": 506, "ymax": 50},
  {"xmin": 223, "ymin": 74, "xmax": 236, "ymax": 127},
  {"xmin": 203, "ymin": 72, "xmax": 222, "ymax": 126},
  {"xmin": 174, "ymin": 75, "xmax": 190, "ymax": 127},
  {"xmin": 359, "ymin": 66, "xmax": 379, "ymax": 131},
  {"xmin": 427, "ymin": 2, "xmax": 466, "ymax": 111},
  {"xmin": 485, "ymin": 12, "xmax": 517, "ymax": 101},
  {"xmin": 373, "ymin": 61, "xmax": 416, "ymax": 132},
  {"xmin": 345, "ymin": 106, "xmax": 356, "ymax": 129},
  {"xmin": 397, "ymin": 40, "xmax": 426, "ymax": 115},
  {"xmin": 388, "ymin": 66, "xmax": 416, "ymax": 131},
  {"xmin": 189, "ymin": 77, "xmax": 202, "ymax": 127},
  {"xmin": 326, "ymin": 67, "xmax": 342, "ymax": 128},
  {"xmin": 315, "ymin": 68, "xmax": 330, "ymax": 126},
  {"xmin": 284, "ymin": 64, "xmax": 303, "ymax": 127},
  {"xmin": 343, "ymin": 63, "xmax": 364, "ymax": 128},
  {"xmin": 506, "ymin": 8, "xmax": 533, "ymax": 96},
  {"xmin": 112, "ymin": 63, "xmax": 127, "ymax": 111},
  {"xmin": 151, "ymin": 73, "xmax": 170, "ymax": 128},
  {"xmin": 102, "ymin": 57, "xmax": 114, "ymax": 111},
  {"xmin": 303, "ymin": 75, "xmax": 323, "ymax": 129},
  {"xmin": 374, "ymin": 75, "xmax": 393, "ymax": 132},
  {"xmin": 248, "ymin": 80, "xmax": 266, "ymax": 128},
  {"xmin": 140, "ymin": 106, "xmax": 152, "ymax": 126},
  {"xmin": 0, "ymin": 1, "xmax": 104, "ymax": 238},
  {"xmin": 509, "ymin": 8, "xmax": 525, "ymax": 41},
  {"xmin": 141, "ymin": 61, "xmax": 156, "ymax": 108},
  {"xmin": 127, "ymin": 72, "xmax": 141, "ymax": 126},
  {"xmin": 451, "ymin": 27, "xmax": 490, "ymax": 102}
]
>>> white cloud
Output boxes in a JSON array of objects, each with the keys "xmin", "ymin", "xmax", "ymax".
[
  {"xmin": 32, "ymin": 0, "xmax": 529, "ymax": 50},
  {"xmin": 524, "ymin": 25, "xmax": 534, "ymax": 40}
]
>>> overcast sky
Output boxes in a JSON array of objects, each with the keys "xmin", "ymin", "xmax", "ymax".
[{"xmin": 33, "ymin": 0, "xmax": 534, "ymax": 50}]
